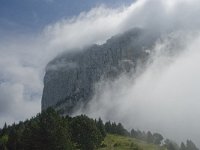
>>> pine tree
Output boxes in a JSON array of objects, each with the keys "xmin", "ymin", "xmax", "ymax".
[
  {"xmin": 105, "ymin": 121, "xmax": 112, "ymax": 133},
  {"xmin": 1, "ymin": 123, "xmax": 8, "ymax": 136},
  {"xmin": 186, "ymin": 140, "xmax": 199, "ymax": 150},
  {"xmin": 153, "ymin": 133, "xmax": 163, "ymax": 145},
  {"xmin": 130, "ymin": 128, "xmax": 137, "ymax": 138},
  {"xmin": 180, "ymin": 142, "xmax": 186, "ymax": 150},
  {"xmin": 70, "ymin": 115, "xmax": 102, "ymax": 150},
  {"xmin": 21, "ymin": 108, "xmax": 74, "ymax": 150},
  {"xmin": 146, "ymin": 131, "xmax": 153, "ymax": 143},
  {"xmin": 96, "ymin": 118, "xmax": 106, "ymax": 138}
]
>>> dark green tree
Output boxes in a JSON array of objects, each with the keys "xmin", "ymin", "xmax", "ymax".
[
  {"xmin": 136, "ymin": 130, "xmax": 143, "ymax": 139},
  {"xmin": 96, "ymin": 118, "xmax": 106, "ymax": 138},
  {"xmin": 153, "ymin": 133, "xmax": 163, "ymax": 145},
  {"xmin": 130, "ymin": 129, "xmax": 137, "ymax": 138},
  {"xmin": 105, "ymin": 121, "xmax": 112, "ymax": 133},
  {"xmin": 70, "ymin": 115, "xmax": 103, "ymax": 150},
  {"xmin": 21, "ymin": 108, "xmax": 74, "ymax": 150},
  {"xmin": 7, "ymin": 127, "xmax": 21, "ymax": 150},
  {"xmin": 180, "ymin": 142, "xmax": 186, "ymax": 150},
  {"xmin": 116, "ymin": 123, "xmax": 129, "ymax": 136},
  {"xmin": 111, "ymin": 122, "xmax": 117, "ymax": 134},
  {"xmin": 186, "ymin": 140, "xmax": 199, "ymax": 150},
  {"xmin": 0, "ymin": 123, "xmax": 8, "ymax": 136},
  {"xmin": 146, "ymin": 131, "xmax": 153, "ymax": 143},
  {"xmin": 164, "ymin": 139, "xmax": 179, "ymax": 150}
]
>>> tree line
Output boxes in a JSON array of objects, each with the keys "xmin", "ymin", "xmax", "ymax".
[
  {"xmin": 130, "ymin": 129, "xmax": 198, "ymax": 150},
  {"xmin": 0, "ymin": 107, "xmax": 199, "ymax": 150},
  {"xmin": 0, "ymin": 108, "xmax": 105, "ymax": 150}
]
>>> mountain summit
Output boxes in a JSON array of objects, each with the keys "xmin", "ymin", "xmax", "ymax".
[{"xmin": 41, "ymin": 28, "xmax": 157, "ymax": 114}]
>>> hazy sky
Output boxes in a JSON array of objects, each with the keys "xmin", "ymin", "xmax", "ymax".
[
  {"xmin": 1, "ymin": 0, "xmax": 200, "ymax": 147},
  {"xmin": 0, "ymin": 0, "xmax": 134, "ymax": 126},
  {"xmin": 0, "ymin": 0, "xmax": 133, "ymax": 35}
]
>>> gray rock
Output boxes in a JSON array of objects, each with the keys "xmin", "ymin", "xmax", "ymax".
[{"xmin": 41, "ymin": 28, "xmax": 157, "ymax": 114}]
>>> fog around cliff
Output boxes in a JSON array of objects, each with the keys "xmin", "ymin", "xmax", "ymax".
[
  {"xmin": 82, "ymin": 31, "xmax": 200, "ymax": 146},
  {"xmin": 0, "ymin": 2, "xmax": 132, "ymax": 126},
  {"xmin": 1, "ymin": 0, "xmax": 200, "ymax": 147}
]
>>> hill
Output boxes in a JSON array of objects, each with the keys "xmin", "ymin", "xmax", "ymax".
[
  {"xmin": 0, "ymin": 108, "xmax": 199, "ymax": 150},
  {"xmin": 99, "ymin": 134, "xmax": 166, "ymax": 150}
]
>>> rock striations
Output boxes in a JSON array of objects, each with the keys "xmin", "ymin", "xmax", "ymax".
[{"xmin": 41, "ymin": 28, "xmax": 157, "ymax": 114}]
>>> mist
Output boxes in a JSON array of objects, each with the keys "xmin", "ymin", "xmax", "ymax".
[
  {"xmin": 81, "ymin": 31, "xmax": 200, "ymax": 146},
  {"xmin": 74, "ymin": 0, "xmax": 200, "ymax": 146},
  {"xmin": 1, "ymin": 0, "xmax": 200, "ymax": 147}
]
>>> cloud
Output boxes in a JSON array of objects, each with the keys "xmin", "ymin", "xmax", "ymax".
[
  {"xmin": 43, "ymin": 0, "xmax": 200, "ymax": 53},
  {"xmin": 1, "ymin": 0, "xmax": 200, "ymax": 147},
  {"xmin": 0, "ymin": 1, "xmax": 136, "ymax": 127},
  {"xmin": 81, "ymin": 31, "xmax": 200, "ymax": 146}
]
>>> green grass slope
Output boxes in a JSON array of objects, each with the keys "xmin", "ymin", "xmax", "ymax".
[{"xmin": 99, "ymin": 134, "xmax": 167, "ymax": 150}]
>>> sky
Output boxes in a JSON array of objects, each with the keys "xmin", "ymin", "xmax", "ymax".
[
  {"xmin": 0, "ymin": 0, "xmax": 134, "ymax": 126},
  {"xmin": 0, "ymin": 0, "xmax": 133, "ymax": 35},
  {"xmin": 1, "ymin": 0, "xmax": 200, "ymax": 147}
]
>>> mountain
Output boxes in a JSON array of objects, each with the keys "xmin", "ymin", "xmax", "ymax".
[{"xmin": 41, "ymin": 28, "xmax": 157, "ymax": 114}]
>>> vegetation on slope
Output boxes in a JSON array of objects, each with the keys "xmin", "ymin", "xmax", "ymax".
[
  {"xmin": 0, "ymin": 108, "xmax": 199, "ymax": 150},
  {"xmin": 99, "ymin": 134, "xmax": 166, "ymax": 150}
]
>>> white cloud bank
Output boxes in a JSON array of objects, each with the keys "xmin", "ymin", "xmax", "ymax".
[
  {"xmin": 83, "ymin": 32, "xmax": 200, "ymax": 146},
  {"xmin": 1, "ymin": 0, "xmax": 200, "ymax": 146}
]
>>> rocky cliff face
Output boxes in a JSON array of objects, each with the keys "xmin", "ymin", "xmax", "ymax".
[{"xmin": 42, "ymin": 28, "xmax": 157, "ymax": 114}]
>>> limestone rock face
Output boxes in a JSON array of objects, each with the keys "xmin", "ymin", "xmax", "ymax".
[{"xmin": 41, "ymin": 28, "xmax": 156, "ymax": 114}]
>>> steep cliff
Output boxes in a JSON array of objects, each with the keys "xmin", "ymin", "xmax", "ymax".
[{"xmin": 42, "ymin": 28, "xmax": 157, "ymax": 114}]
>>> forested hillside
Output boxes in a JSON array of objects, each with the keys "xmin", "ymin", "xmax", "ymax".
[{"xmin": 0, "ymin": 108, "xmax": 198, "ymax": 150}]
